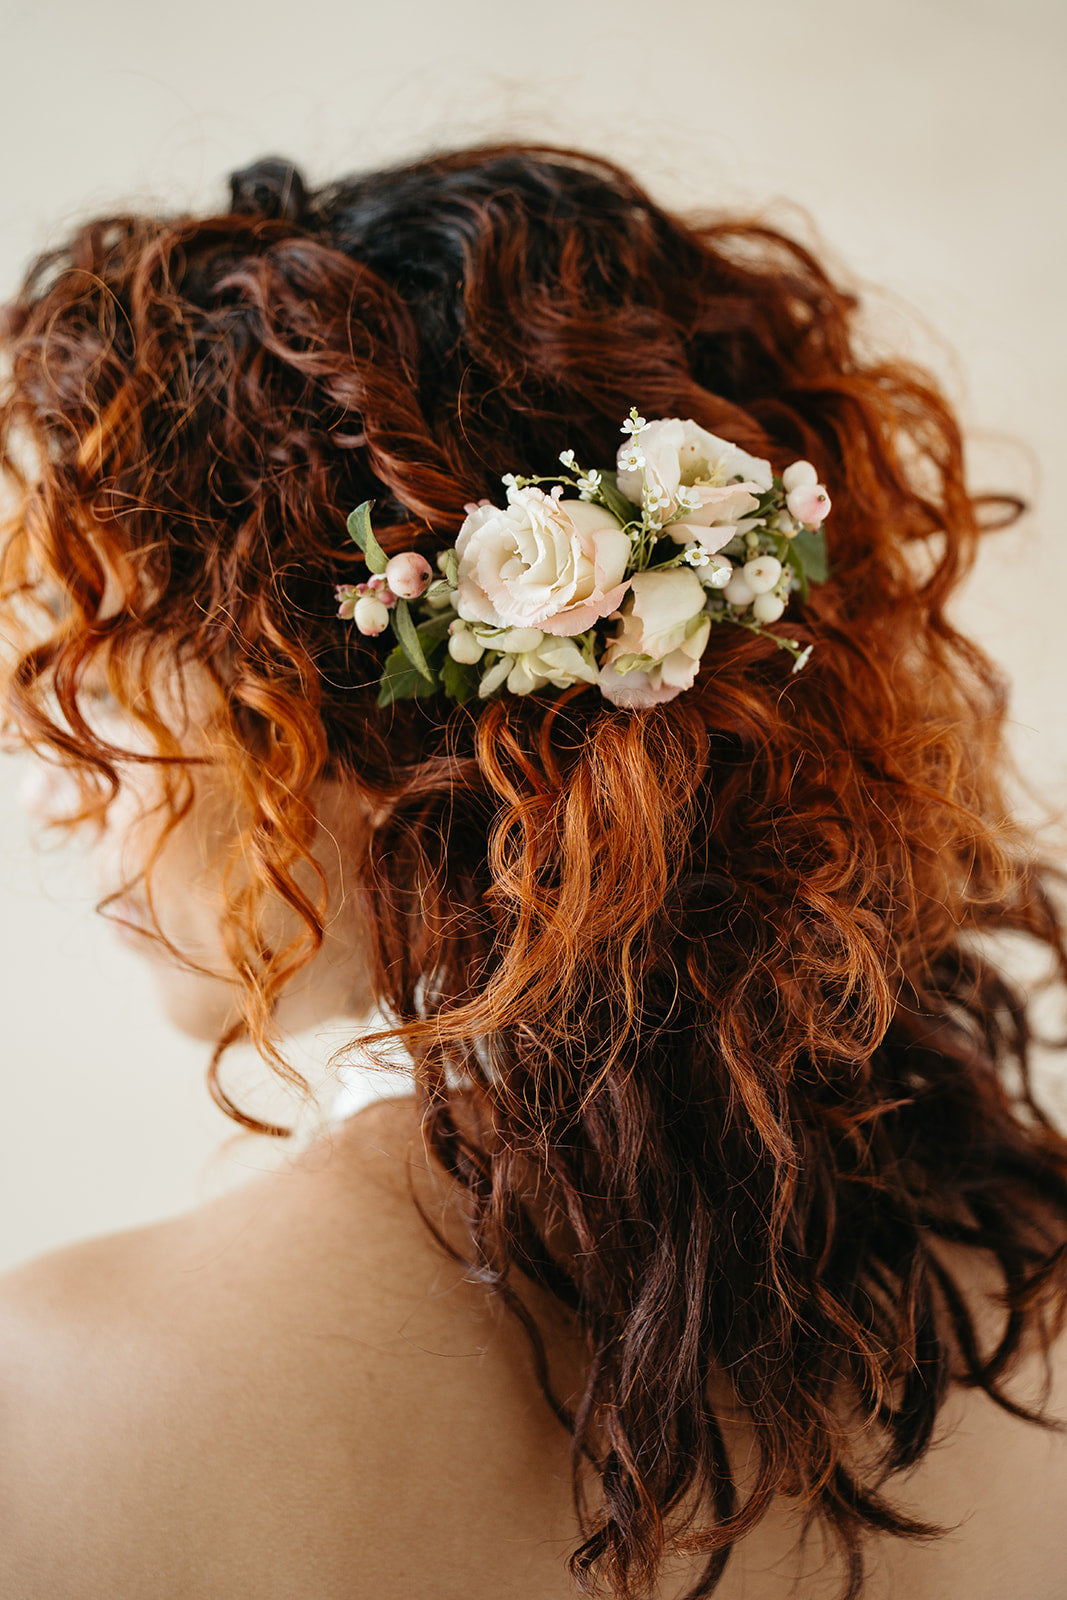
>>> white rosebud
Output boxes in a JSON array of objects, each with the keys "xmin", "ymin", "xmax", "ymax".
[
  {"xmin": 743, "ymin": 556, "xmax": 782, "ymax": 594},
  {"xmin": 447, "ymin": 625, "xmax": 485, "ymax": 664},
  {"xmin": 384, "ymin": 551, "xmax": 433, "ymax": 600},
  {"xmin": 353, "ymin": 596, "xmax": 391, "ymax": 636},
  {"xmin": 782, "ymin": 460, "xmax": 818, "ymax": 492},
  {"xmin": 752, "ymin": 591, "xmax": 786, "ymax": 623},
  {"xmin": 723, "ymin": 572, "xmax": 756, "ymax": 608}
]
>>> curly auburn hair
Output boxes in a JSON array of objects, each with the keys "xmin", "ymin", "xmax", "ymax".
[{"xmin": 2, "ymin": 143, "xmax": 1067, "ymax": 1600}]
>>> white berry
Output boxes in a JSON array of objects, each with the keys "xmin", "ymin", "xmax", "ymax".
[
  {"xmin": 782, "ymin": 460, "xmax": 818, "ymax": 492},
  {"xmin": 724, "ymin": 572, "xmax": 756, "ymax": 608},
  {"xmin": 752, "ymin": 592, "xmax": 786, "ymax": 623},
  {"xmin": 743, "ymin": 556, "xmax": 782, "ymax": 594}
]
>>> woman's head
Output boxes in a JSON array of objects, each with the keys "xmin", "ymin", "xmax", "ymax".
[{"xmin": 3, "ymin": 143, "xmax": 1066, "ymax": 1598}]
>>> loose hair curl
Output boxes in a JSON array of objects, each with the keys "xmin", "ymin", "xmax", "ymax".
[{"xmin": 3, "ymin": 144, "xmax": 1067, "ymax": 1599}]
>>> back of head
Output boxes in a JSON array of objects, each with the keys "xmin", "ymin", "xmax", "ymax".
[{"xmin": 3, "ymin": 143, "xmax": 1066, "ymax": 1599}]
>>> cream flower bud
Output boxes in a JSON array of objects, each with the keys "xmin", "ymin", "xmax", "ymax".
[
  {"xmin": 447, "ymin": 624, "xmax": 485, "ymax": 664},
  {"xmin": 384, "ymin": 551, "xmax": 433, "ymax": 600},
  {"xmin": 752, "ymin": 591, "xmax": 786, "ymax": 623},
  {"xmin": 724, "ymin": 572, "xmax": 756, "ymax": 608},
  {"xmin": 353, "ymin": 596, "xmax": 391, "ymax": 636},
  {"xmin": 743, "ymin": 556, "xmax": 782, "ymax": 594},
  {"xmin": 786, "ymin": 484, "xmax": 831, "ymax": 526},
  {"xmin": 782, "ymin": 461, "xmax": 818, "ymax": 492},
  {"xmin": 491, "ymin": 626, "xmax": 544, "ymax": 654}
]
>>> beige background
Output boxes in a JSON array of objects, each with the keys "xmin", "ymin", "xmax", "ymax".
[{"xmin": 0, "ymin": 0, "xmax": 1064, "ymax": 1271}]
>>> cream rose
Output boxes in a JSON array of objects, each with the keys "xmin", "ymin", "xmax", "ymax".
[
  {"xmin": 455, "ymin": 485, "xmax": 631, "ymax": 637},
  {"xmin": 599, "ymin": 568, "xmax": 711, "ymax": 708},
  {"xmin": 616, "ymin": 418, "xmax": 772, "ymax": 553}
]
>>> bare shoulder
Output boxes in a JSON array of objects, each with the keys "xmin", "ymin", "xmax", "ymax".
[{"xmin": 0, "ymin": 1095, "xmax": 579, "ymax": 1600}]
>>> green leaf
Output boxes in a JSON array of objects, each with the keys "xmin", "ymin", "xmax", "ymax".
[
  {"xmin": 393, "ymin": 599, "xmax": 435, "ymax": 682},
  {"xmin": 377, "ymin": 645, "xmax": 436, "ymax": 708},
  {"xmin": 595, "ymin": 470, "xmax": 641, "ymax": 527},
  {"xmin": 790, "ymin": 527, "xmax": 828, "ymax": 585},
  {"xmin": 444, "ymin": 549, "xmax": 459, "ymax": 587},
  {"xmin": 346, "ymin": 501, "xmax": 388, "ymax": 576},
  {"xmin": 441, "ymin": 652, "xmax": 479, "ymax": 703},
  {"xmin": 415, "ymin": 608, "xmax": 456, "ymax": 645}
]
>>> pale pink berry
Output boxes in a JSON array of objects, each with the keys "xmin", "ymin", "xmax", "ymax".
[
  {"xmin": 785, "ymin": 484, "xmax": 831, "ymax": 526},
  {"xmin": 743, "ymin": 556, "xmax": 782, "ymax": 594},
  {"xmin": 384, "ymin": 551, "xmax": 433, "ymax": 600},
  {"xmin": 335, "ymin": 584, "xmax": 360, "ymax": 621},
  {"xmin": 781, "ymin": 460, "xmax": 818, "ymax": 493},
  {"xmin": 752, "ymin": 591, "xmax": 786, "ymax": 623},
  {"xmin": 353, "ymin": 596, "xmax": 391, "ymax": 636}
]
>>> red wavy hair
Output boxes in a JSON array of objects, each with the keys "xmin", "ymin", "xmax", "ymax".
[{"xmin": 2, "ymin": 144, "xmax": 1067, "ymax": 1599}]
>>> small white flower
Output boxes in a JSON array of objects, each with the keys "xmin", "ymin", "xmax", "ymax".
[
  {"xmin": 577, "ymin": 469, "xmax": 602, "ymax": 499},
  {"xmin": 559, "ymin": 449, "xmax": 577, "ymax": 469},
  {"xmin": 619, "ymin": 446, "xmax": 645, "ymax": 473},
  {"xmin": 501, "ymin": 472, "xmax": 518, "ymax": 488},
  {"xmin": 703, "ymin": 556, "xmax": 733, "ymax": 590},
  {"xmin": 792, "ymin": 644, "xmax": 814, "ymax": 674},
  {"xmin": 620, "ymin": 414, "xmax": 647, "ymax": 435},
  {"xmin": 684, "ymin": 547, "xmax": 711, "ymax": 567}
]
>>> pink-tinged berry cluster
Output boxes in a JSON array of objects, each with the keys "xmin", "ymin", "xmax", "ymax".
[{"xmin": 336, "ymin": 551, "xmax": 434, "ymax": 635}]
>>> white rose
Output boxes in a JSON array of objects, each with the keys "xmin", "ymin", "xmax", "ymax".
[
  {"xmin": 599, "ymin": 568, "xmax": 711, "ymax": 707},
  {"xmin": 455, "ymin": 485, "xmax": 631, "ymax": 637},
  {"xmin": 477, "ymin": 632, "xmax": 600, "ymax": 699},
  {"xmin": 616, "ymin": 418, "xmax": 772, "ymax": 554}
]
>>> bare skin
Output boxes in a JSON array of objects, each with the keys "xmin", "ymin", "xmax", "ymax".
[{"xmin": 0, "ymin": 1092, "xmax": 1065, "ymax": 1600}]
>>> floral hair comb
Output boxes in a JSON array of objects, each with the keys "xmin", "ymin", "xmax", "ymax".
[{"xmin": 336, "ymin": 411, "xmax": 829, "ymax": 709}]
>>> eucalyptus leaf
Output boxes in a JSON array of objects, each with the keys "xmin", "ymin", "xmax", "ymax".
[
  {"xmin": 444, "ymin": 549, "xmax": 459, "ymax": 587},
  {"xmin": 415, "ymin": 609, "xmax": 457, "ymax": 645},
  {"xmin": 441, "ymin": 653, "xmax": 478, "ymax": 704},
  {"xmin": 346, "ymin": 501, "xmax": 389, "ymax": 576},
  {"xmin": 393, "ymin": 599, "xmax": 435, "ymax": 683},
  {"xmin": 377, "ymin": 645, "xmax": 436, "ymax": 708},
  {"xmin": 791, "ymin": 527, "xmax": 828, "ymax": 585}
]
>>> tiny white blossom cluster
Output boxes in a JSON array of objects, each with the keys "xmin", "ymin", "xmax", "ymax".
[{"xmin": 339, "ymin": 411, "xmax": 830, "ymax": 710}]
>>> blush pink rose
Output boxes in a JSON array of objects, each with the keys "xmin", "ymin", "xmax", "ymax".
[
  {"xmin": 616, "ymin": 418, "xmax": 772, "ymax": 550},
  {"xmin": 455, "ymin": 485, "xmax": 631, "ymax": 636}
]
